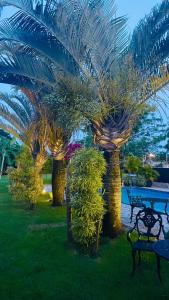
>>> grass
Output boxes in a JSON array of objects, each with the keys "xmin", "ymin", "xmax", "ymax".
[
  {"xmin": 42, "ymin": 174, "xmax": 52, "ymax": 185},
  {"xmin": 0, "ymin": 177, "xmax": 169, "ymax": 300}
]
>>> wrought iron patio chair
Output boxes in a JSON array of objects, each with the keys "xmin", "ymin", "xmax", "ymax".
[
  {"xmin": 126, "ymin": 188, "xmax": 146, "ymax": 222},
  {"xmin": 127, "ymin": 207, "xmax": 166, "ymax": 278}
]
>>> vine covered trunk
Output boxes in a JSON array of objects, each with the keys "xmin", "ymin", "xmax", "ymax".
[
  {"xmin": 52, "ymin": 159, "xmax": 67, "ymax": 206},
  {"xmin": 103, "ymin": 150, "xmax": 122, "ymax": 238}
]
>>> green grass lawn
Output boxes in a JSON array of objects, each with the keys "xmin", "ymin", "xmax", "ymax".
[{"xmin": 0, "ymin": 177, "xmax": 169, "ymax": 300}]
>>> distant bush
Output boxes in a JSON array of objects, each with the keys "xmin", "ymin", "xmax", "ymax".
[
  {"xmin": 8, "ymin": 147, "xmax": 43, "ymax": 209},
  {"xmin": 123, "ymin": 174, "xmax": 146, "ymax": 187},
  {"xmin": 68, "ymin": 148, "xmax": 106, "ymax": 255},
  {"xmin": 139, "ymin": 165, "xmax": 159, "ymax": 183},
  {"xmin": 124, "ymin": 155, "xmax": 159, "ymax": 186},
  {"xmin": 136, "ymin": 175, "xmax": 147, "ymax": 187},
  {"xmin": 125, "ymin": 156, "xmax": 142, "ymax": 174}
]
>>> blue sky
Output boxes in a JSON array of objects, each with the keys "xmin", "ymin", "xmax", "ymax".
[
  {"xmin": 117, "ymin": 0, "xmax": 161, "ymax": 30},
  {"xmin": 2, "ymin": 0, "xmax": 162, "ymax": 29},
  {"xmin": 0, "ymin": 0, "xmax": 163, "ymax": 92}
]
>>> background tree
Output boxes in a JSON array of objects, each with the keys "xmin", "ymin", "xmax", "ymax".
[
  {"xmin": 0, "ymin": 92, "xmax": 48, "ymax": 171},
  {"xmin": 123, "ymin": 109, "xmax": 167, "ymax": 159},
  {"xmin": 0, "ymin": 129, "xmax": 20, "ymax": 177}
]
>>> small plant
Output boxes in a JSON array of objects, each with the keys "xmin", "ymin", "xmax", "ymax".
[
  {"xmin": 8, "ymin": 147, "xmax": 43, "ymax": 209},
  {"xmin": 68, "ymin": 148, "xmax": 106, "ymax": 255}
]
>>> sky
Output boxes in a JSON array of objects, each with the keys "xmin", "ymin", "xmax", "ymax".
[
  {"xmin": 0, "ymin": 0, "xmax": 164, "ymax": 93},
  {"xmin": 117, "ymin": 0, "xmax": 161, "ymax": 30}
]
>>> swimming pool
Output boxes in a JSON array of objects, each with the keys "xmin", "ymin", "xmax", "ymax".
[{"xmin": 122, "ymin": 187, "xmax": 169, "ymax": 213}]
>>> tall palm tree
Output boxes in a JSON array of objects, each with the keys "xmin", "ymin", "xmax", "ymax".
[{"xmin": 0, "ymin": 0, "xmax": 169, "ymax": 235}]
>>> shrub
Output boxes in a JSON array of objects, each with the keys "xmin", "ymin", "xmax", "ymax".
[
  {"xmin": 68, "ymin": 148, "xmax": 106, "ymax": 254},
  {"xmin": 123, "ymin": 174, "xmax": 146, "ymax": 187},
  {"xmin": 125, "ymin": 156, "xmax": 142, "ymax": 174},
  {"xmin": 139, "ymin": 164, "xmax": 159, "ymax": 183},
  {"xmin": 8, "ymin": 147, "xmax": 43, "ymax": 209},
  {"xmin": 135, "ymin": 175, "xmax": 146, "ymax": 187}
]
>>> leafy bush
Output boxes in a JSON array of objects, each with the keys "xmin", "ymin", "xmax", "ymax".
[
  {"xmin": 8, "ymin": 147, "xmax": 43, "ymax": 209},
  {"xmin": 123, "ymin": 174, "xmax": 146, "ymax": 187},
  {"xmin": 139, "ymin": 164, "xmax": 159, "ymax": 183},
  {"xmin": 68, "ymin": 148, "xmax": 106, "ymax": 254},
  {"xmin": 135, "ymin": 175, "xmax": 146, "ymax": 187},
  {"xmin": 124, "ymin": 155, "xmax": 159, "ymax": 186},
  {"xmin": 125, "ymin": 156, "xmax": 142, "ymax": 174}
]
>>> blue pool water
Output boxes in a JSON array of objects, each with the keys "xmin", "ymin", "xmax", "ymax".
[{"xmin": 122, "ymin": 187, "xmax": 169, "ymax": 213}]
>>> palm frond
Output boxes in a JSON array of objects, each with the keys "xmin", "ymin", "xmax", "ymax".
[
  {"xmin": 0, "ymin": 40, "xmax": 56, "ymax": 85},
  {"xmin": 0, "ymin": 103, "xmax": 28, "ymax": 132},
  {"xmin": 0, "ymin": 118, "xmax": 24, "ymax": 141},
  {"xmin": 0, "ymin": 92, "xmax": 33, "ymax": 125},
  {"xmin": 0, "ymin": 12, "xmax": 80, "ymax": 76},
  {"xmin": 12, "ymin": 92, "xmax": 35, "ymax": 116},
  {"xmin": 0, "ymin": 72, "xmax": 40, "ymax": 90},
  {"xmin": 129, "ymin": 0, "xmax": 169, "ymax": 75},
  {"xmin": 0, "ymin": 1, "xmax": 128, "ymax": 81}
]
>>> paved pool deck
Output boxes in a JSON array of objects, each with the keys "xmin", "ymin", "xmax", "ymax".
[
  {"xmin": 142, "ymin": 187, "xmax": 169, "ymax": 192},
  {"xmin": 44, "ymin": 185, "xmax": 169, "ymax": 236},
  {"xmin": 121, "ymin": 203, "xmax": 169, "ymax": 234}
]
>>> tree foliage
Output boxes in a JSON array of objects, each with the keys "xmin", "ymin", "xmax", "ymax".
[
  {"xmin": 123, "ymin": 109, "xmax": 167, "ymax": 159},
  {"xmin": 0, "ymin": 129, "xmax": 20, "ymax": 173},
  {"xmin": 125, "ymin": 156, "xmax": 142, "ymax": 174}
]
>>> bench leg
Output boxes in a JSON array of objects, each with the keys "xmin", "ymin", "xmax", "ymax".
[{"xmin": 156, "ymin": 254, "xmax": 162, "ymax": 282}]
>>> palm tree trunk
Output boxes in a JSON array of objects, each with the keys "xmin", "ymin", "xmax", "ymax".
[
  {"xmin": 52, "ymin": 159, "xmax": 67, "ymax": 206},
  {"xmin": 103, "ymin": 150, "xmax": 122, "ymax": 238}
]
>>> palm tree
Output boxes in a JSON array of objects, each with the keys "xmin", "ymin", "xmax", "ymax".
[
  {"xmin": 0, "ymin": 92, "xmax": 49, "ymax": 170},
  {"xmin": 0, "ymin": 90, "xmax": 75, "ymax": 206},
  {"xmin": 0, "ymin": 0, "xmax": 169, "ymax": 235}
]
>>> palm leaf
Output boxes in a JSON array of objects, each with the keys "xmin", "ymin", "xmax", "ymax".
[
  {"xmin": 0, "ymin": 103, "xmax": 27, "ymax": 131},
  {"xmin": 0, "ymin": 72, "xmax": 40, "ymax": 89},
  {"xmin": 0, "ymin": 1, "xmax": 128, "ymax": 81},
  {"xmin": 0, "ymin": 11, "xmax": 80, "ymax": 75},
  {"xmin": 0, "ymin": 92, "xmax": 33, "ymax": 125},
  {"xmin": 129, "ymin": 0, "xmax": 169, "ymax": 74},
  {"xmin": 0, "ymin": 41, "xmax": 56, "ymax": 85},
  {"xmin": 0, "ymin": 119, "xmax": 24, "ymax": 141}
]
